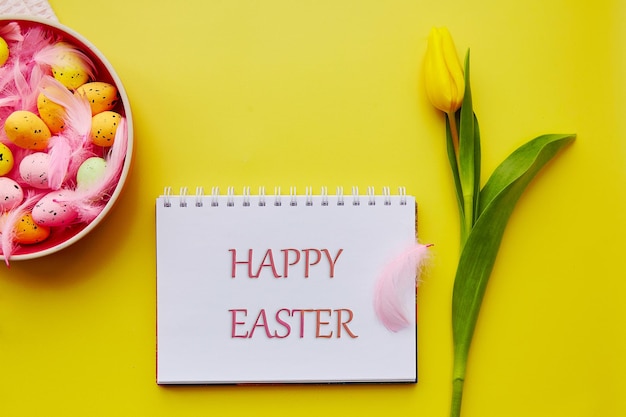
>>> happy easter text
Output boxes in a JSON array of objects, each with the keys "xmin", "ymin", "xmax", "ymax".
[{"xmin": 227, "ymin": 248, "xmax": 358, "ymax": 339}]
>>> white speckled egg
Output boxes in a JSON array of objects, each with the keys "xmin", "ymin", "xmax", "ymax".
[
  {"xmin": 19, "ymin": 152, "xmax": 50, "ymax": 189},
  {"xmin": 0, "ymin": 177, "xmax": 23, "ymax": 211},
  {"xmin": 32, "ymin": 190, "xmax": 78, "ymax": 227}
]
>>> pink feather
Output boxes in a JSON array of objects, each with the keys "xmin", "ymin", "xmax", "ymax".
[
  {"xmin": 373, "ymin": 242, "xmax": 431, "ymax": 332},
  {"xmin": 39, "ymin": 75, "xmax": 91, "ymax": 137},
  {"xmin": 58, "ymin": 117, "xmax": 128, "ymax": 223},
  {"xmin": 0, "ymin": 22, "xmax": 24, "ymax": 42},
  {"xmin": 40, "ymin": 76, "xmax": 95, "ymax": 184},
  {"xmin": 46, "ymin": 135, "xmax": 72, "ymax": 189},
  {"xmin": 0, "ymin": 191, "xmax": 43, "ymax": 267},
  {"xmin": 20, "ymin": 26, "xmax": 55, "ymax": 60},
  {"xmin": 32, "ymin": 42, "xmax": 95, "ymax": 88}
]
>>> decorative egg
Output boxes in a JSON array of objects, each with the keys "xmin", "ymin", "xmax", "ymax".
[
  {"xmin": 0, "ymin": 177, "xmax": 23, "ymax": 211},
  {"xmin": 90, "ymin": 111, "xmax": 121, "ymax": 147},
  {"xmin": 4, "ymin": 110, "xmax": 52, "ymax": 150},
  {"xmin": 32, "ymin": 190, "xmax": 78, "ymax": 227},
  {"xmin": 0, "ymin": 142, "xmax": 14, "ymax": 175},
  {"xmin": 19, "ymin": 152, "xmax": 50, "ymax": 189},
  {"xmin": 76, "ymin": 157, "xmax": 107, "ymax": 190},
  {"xmin": 13, "ymin": 212, "xmax": 50, "ymax": 245},
  {"xmin": 51, "ymin": 42, "xmax": 91, "ymax": 90},
  {"xmin": 37, "ymin": 92, "xmax": 66, "ymax": 134},
  {"xmin": 0, "ymin": 36, "xmax": 8, "ymax": 67},
  {"xmin": 75, "ymin": 82, "xmax": 119, "ymax": 115}
]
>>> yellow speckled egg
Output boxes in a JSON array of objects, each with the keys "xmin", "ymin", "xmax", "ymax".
[
  {"xmin": 14, "ymin": 212, "xmax": 50, "ymax": 245},
  {"xmin": 90, "ymin": 111, "xmax": 121, "ymax": 147},
  {"xmin": 51, "ymin": 42, "xmax": 90, "ymax": 90},
  {"xmin": 37, "ymin": 92, "xmax": 66, "ymax": 134},
  {"xmin": 4, "ymin": 110, "xmax": 51, "ymax": 150},
  {"xmin": 75, "ymin": 82, "xmax": 119, "ymax": 115},
  {"xmin": 0, "ymin": 142, "xmax": 14, "ymax": 176},
  {"xmin": 0, "ymin": 36, "xmax": 9, "ymax": 67}
]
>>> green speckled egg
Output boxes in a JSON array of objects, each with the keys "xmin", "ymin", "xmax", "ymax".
[{"xmin": 77, "ymin": 157, "xmax": 107, "ymax": 190}]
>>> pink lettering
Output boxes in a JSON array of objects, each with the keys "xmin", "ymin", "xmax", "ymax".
[
  {"xmin": 229, "ymin": 249, "xmax": 255, "ymax": 278},
  {"xmin": 229, "ymin": 248, "xmax": 344, "ymax": 279},
  {"xmin": 315, "ymin": 309, "xmax": 333, "ymax": 338},
  {"xmin": 229, "ymin": 308, "xmax": 358, "ymax": 339},
  {"xmin": 274, "ymin": 308, "xmax": 292, "ymax": 338},
  {"xmin": 254, "ymin": 249, "xmax": 281, "ymax": 278},
  {"xmin": 228, "ymin": 309, "xmax": 249, "ymax": 338},
  {"xmin": 322, "ymin": 249, "xmax": 343, "ymax": 278},
  {"xmin": 303, "ymin": 249, "xmax": 321, "ymax": 278},
  {"xmin": 249, "ymin": 309, "xmax": 273, "ymax": 338},
  {"xmin": 280, "ymin": 249, "xmax": 301, "ymax": 278},
  {"xmin": 335, "ymin": 309, "xmax": 358, "ymax": 338}
]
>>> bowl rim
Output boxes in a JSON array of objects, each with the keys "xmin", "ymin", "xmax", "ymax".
[{"xmin": 0, "ymin": 16, "xmax": 134, "ymax": 262}]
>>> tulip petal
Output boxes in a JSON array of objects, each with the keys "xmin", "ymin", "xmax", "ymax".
[{"xmin": 424, "ymin": 27, "xmax": 465, "ymax": 113}]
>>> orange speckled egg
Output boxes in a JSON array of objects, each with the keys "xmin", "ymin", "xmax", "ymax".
[
  {"xmin": 14, "ymin": 212, "xmax": 50, "ymax": 245},
  {"xmin": 90, "ymin": 111, "xmax": 121, "ymax": 147},
  {"xmin": 75, "ymin": 81, "xmax": 119, "ymax": 115},
  {"xmin": 4, "ymin": 110, "xmax": 51, "ymax": 150},
  {"xmin": 37, "ymin": 92, "xmax": 66, "ymax": 134}
]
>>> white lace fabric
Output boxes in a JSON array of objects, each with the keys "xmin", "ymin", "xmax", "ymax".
[{"xmin": 0, "ymin": 0, "xmax": 58, "ymax": 21}]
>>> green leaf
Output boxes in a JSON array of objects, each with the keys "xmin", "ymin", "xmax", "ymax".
[
  {"xmin": 457, "ymin": 51, "xmax": 481, "ymax": 244},
  {"xmin": 450, "ymin": 132, "xmax": 575, "ymax": 394}
]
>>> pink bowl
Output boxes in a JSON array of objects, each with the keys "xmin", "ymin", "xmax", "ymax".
[{"xmin": 0, "ymin": 17, "xmax": 133, "ymax": 262}]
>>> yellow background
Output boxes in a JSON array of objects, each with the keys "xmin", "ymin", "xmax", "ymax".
[{"xmin": 1, "ymin": 0, "xmax": 624, "ymax": 416}]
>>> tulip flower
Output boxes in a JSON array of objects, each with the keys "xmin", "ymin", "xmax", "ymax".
[
  {"xmin": 424, "ymin": 27, "xmax": 465, "ymax": 114},
  {"xmin": 422, "ymin": 27, "xmax": 576, "ymax": 417}
]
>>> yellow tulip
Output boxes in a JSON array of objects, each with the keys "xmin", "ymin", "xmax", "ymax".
[{"xmin": 424, "ymin": 27, "xmax": 464, "ymax": 114}]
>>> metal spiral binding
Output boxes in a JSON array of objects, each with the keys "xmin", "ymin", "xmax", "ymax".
[
  {"xmin": 179, "ymin": 187, "xmax": 188, "ymax": 207},
  {"xmin": 163, "ymin": 186, "xmax": 172, "ymax": 207},
  {"xmin": 162, "ymin": 186, "xmax": 409, "ymax": 207},
  {"xmin": 211, "ymin": 187, "xmax": 220, "ymax": 207},
  {"xmin": 195, "ymin": 186, "xmax": 204, "ymax": 207},
  {"xmin": 227, "ymin": 187, "xmax": 235, "ymax": 207},
  {"xmin": 242, "ymin": 186, "xmax": 251, "ymax": 207},
  {"xmin": 320, "ymin": 186, "xmax": 329, "ymax": 206},
  {"xmin": 383, "ymin": 186, "xmax": 391, "ymax": 206}
]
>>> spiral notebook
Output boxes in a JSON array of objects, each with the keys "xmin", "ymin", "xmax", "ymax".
[{"xmin": 156, "ymin": 186, "xmax": 418, "ymax": 384}]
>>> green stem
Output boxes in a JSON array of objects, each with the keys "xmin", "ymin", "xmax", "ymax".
[
  {"xmin": 450, "ymin": 377, "xmax": 465, "ymax": 417},
  {"xmin": 447, "ymin": 111, "xmax": 459, "ymax": 152},
  {"xmin": 450, "ymin": 342, "xmax": 468, "ymax": 417}
]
